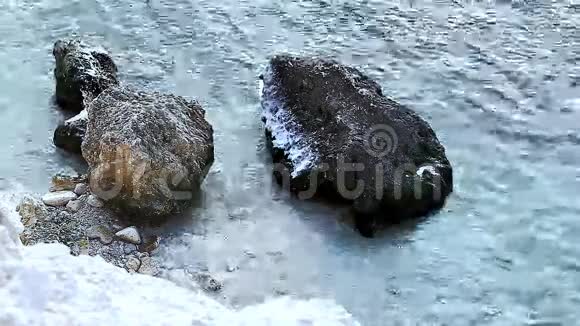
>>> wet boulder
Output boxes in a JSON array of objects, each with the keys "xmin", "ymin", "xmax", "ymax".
[
  {"xmin": 260, "ymin": 55, "xmax": 453, "ymax": 237},
  {"xmin": 53, "ymin": 110, "xmax": 87, "ymax": 154},
  {"xmin": 53, "ymin": 39, "xmax": 119, "ymax": 112},
  {"xmin": 81, "ymin": 86, "xmax": 214, "ymax": 220}
]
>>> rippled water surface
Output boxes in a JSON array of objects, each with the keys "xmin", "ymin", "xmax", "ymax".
[{"xmin": 1, "ymin": 0, "xmax": 579, "ymax": 324}]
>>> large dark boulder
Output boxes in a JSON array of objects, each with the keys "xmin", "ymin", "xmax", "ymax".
[
  {"xmin": 53, "ymin": 110, "xmax": 87, "ymax": 154},
  {"xmin": 53, "ymin": 39, "xmax": 119, "ymax": 112},
  {"xmin": 260, "ymin": 55, "xmax": 453, "ymax": 237},
  {"xmin": 81, "ymin": 86, "xmax": 214, "ymax": 220}
]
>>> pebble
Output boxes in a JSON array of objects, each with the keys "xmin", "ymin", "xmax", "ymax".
[
  {"xmin": 74, "ymin": 183, "xmax": 88, "ymax": 195},
  {"xmin": 138, "ymin": 235, "xmax": 160, "ymax": 253},
  {"xmin": 126, "ymin": 256, "xmax": 141, "ymax": 272},
  {"xmin": 138, "ymin": 256, "xmax": 158, "ymax": 276},
  {"xmin": 226, "ymin": 260, "xmax": 239, "ymax": 272},
  {"xmin": 198, "ymin": 273, "xmax": 222, "ymax": 292},
  {"xmin": 123, "ymin": 243, "xmax": 138, "ymax": 254},
  {"xmin": 87, "ymin": 225, "xmax": 114, "ymax": 245},
  {"xmin": 53, "ymin": 211, "xmax": 71, "ymax": 223},
  {"xmin": 42, "ymin": 191, "xmax": 78, "ymax": 207},
  {"xmin": 66, "ymin": 200, "xmax": 82, "ymax": 213},
  {"xmin": 87, "ymin": 195, "xmax": 104, "ymax": 208},
  {"xmin": 244, "ymin": 250, "xmax": 257, "ymax": 259},
  {"xmin": 115, "ymin": 227, "xmax": 141, "ymax": 245}
]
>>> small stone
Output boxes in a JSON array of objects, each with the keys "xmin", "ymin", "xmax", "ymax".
[
  {"xmin": 74, "ymin": 183, "xmax": 88, "ymax": 195},
  {"xmin": 138, "ymin": 256, "xmax": 159, "ymax": 276},
  {"xmin": 86, "ymin": 225, "xmax": 114, "ymax": 245},
  {"xmin": 51, "ymin": 171, "xmax": 85, "ymax": 192},
  {"xmin": 53, "ymin": 211, "xmax": 71, "ymax": 223},
  {"xmin": 195, "ymin": 273, "xmax": 222, "ymax": 292},
  {"xmin": 123, "ymin": 244, "xmax": 138, "ymax": 254},
  {"xmin": 126, "ymin": 256, "xmax": 141, "ymax": 272},
  {"xmin": 87, "ymin": 195, "xmax": 104, "ymax": 208},
  {"xmin": 42, "ymin": 191, "xmax": 78, "ymax": 207},
  {"xmin": 66, "ymin": 200, "xmax": 82, "ymax": 213},
  {"xmin": 244, "ymin": 250, "xmax": 257, "ymax": 259},
  {"xmin": 226, "ymin": 260, "xmax": 238, "ymax": 273},
  {"xmin": 138, "ymin": 235, "xmax": 160, "ymax": 253},
  {"xmin": 203, "ymin": 276, "xmax": 222, "ymax": 292},
  {"xmin": 115, "ymin": 227, "xmax": 141, "ymax": 245}
]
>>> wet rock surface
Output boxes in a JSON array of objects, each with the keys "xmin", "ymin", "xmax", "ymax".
[
  {"xmin": 54, "ymin": 110, "xmax": 87, "ymax": 154},
  {"xmin": 82, "ymin": 85, "xmax": 214, "ymax": 220},
  {"xmin": 53, "ymin": 39, "xmax": 119, "ymax": 112},
  {"xmin": 50, "ymin": 171, "xmax": 87, "ymax": 192},
  {"xmin": 261, "ymin": 55, "xmax": 453, "ymax": 236}
]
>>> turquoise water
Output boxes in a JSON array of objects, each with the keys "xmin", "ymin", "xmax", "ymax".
[{"xmin": 1, "ymin": 0, "xmax": 579, "ymax": 324}]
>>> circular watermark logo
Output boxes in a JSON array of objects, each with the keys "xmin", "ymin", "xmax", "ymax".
[{"xmin": 364, "ymin": 124, "xmax": 398, "ymax": 158}]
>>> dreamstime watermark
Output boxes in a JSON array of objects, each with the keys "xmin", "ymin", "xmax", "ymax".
[
  {"xmin": 86, "ymin": 125, "xmax": 447, "ymax": 206},
  {"xmin": 365, "ymin": 124, "xmax": 399, "ymax": 158},
  {"xmin": 88, "ymin": 142, "xmax": 209, "ymax": 202}
]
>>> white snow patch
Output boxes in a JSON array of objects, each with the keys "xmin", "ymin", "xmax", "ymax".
[
  {"xmin": 260, "ymin": 67, "xmax": 319, "ymax": 177},
  {"xmin": 0, "ymin": 190, "xmax": 359, "ymax": 325}
]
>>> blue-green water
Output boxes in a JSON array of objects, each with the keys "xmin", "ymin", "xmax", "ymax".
[{"xmin": 1, "ymin": 0, "xmax": 579, "ymax": 324}]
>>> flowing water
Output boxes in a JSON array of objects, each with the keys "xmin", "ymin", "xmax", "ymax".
[{"xmin": 1, "ymin": 0, "xmax": 579, "ymax": 325}]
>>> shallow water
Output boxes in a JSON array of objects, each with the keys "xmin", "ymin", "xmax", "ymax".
[{"xmin": 1, "ymin": 0, "xmax": 579, "ymax": 325}]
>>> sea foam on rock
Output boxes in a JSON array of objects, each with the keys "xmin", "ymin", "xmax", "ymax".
[
  {"xmin": 260, "ymin": 55, "xmax": 453, "ymax": 237},
  {"xmin": 53, "ymin": 39, "xmax": 119, "ymax": 112},
  {"xmin": 53, "ymin": 109, "xmax": 87, "ymax": 154},
  {"xmin": 82, "ymin": 86, "xmax": 214, "ymax": 220},
  {"xmin": 52, "ymin": 39, "xmax": 118, "ymax": 154}
]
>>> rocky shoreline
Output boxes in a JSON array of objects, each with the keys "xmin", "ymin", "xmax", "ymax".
[
  {"xmin": 18, "ymin": 38, "xmax": 216, "ymax": 282},
  {"xmin": 17, "ymin": 173, "xmax": 160, "ymax": 275},
  {"xmin": 19, "ymin": 38, "xmax": 453, "ymax": 284}
]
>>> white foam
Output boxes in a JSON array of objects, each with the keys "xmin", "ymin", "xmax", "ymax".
[
  {"xmin": 416, "ymin": 165, "xmax": 438, "ymax": 177},
  {"xmin": 260, "ymin": 66, "xmax": 319, "ymax": 177},
  {"xmin": 65, "ymin": 109, "xmax": 87, "ymax": 124},
  {"xmin": 0, "ymin": 190, "xmax": 358, "ymax": 325}
]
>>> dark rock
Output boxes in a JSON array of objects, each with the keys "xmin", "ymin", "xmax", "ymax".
[
  {"xmin": 53, "ymin": 39, "xmax": 119, "ymax": 112},
  {"xmin": 261, "ymin": 55, "xmax": 453, "ymax": 237},
  {"xmin": 82, "ymin": 86, "xmax": 214, "ymax": 220},
  {"xmin": 53, "ymin": 110, "xmax": 87, "ymax": 154}
]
